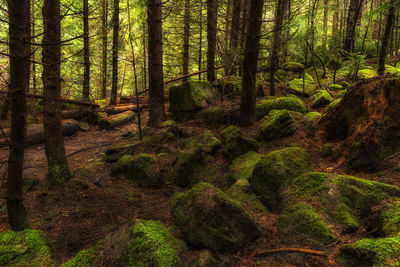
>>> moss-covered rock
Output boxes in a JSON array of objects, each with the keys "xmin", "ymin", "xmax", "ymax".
[
  {"xmin": 229, "ymin": 152, "xmax": 261, "ymax": 181},
  {"xmin": 338, "ymin": 80, "xmax": 351, "ymax": 89},
  {"xmin": 220, "ymin": 125, "xmax": 260, "ymax": 160},
  {"xmin": 191, "ymin": 250, "xmax": 218, "ymax": 267},
  {"xmin": 275, "ymin": 69, "xmax": 299, "ymax": 82},
  {"xmin": 160, "ymin": 120, "xmax": 181, "ymax": 138},
  {"xmin": 288, "ymin": 78, "xmax": 316, "ymax": 97},
  {"xmin": 185, "ymin": 131, "xmax": 221, "ymax": 154},
  {"xmin": 258, "ymin": 110, "xmax": 297, "ymax": 141},
  {"xmin": 249, "ymin": 147, "xmax": 313, "ymax": 210},
  {"xmin": 324, "ymin": 98, "xmax": 342, "ymax": 114},
  {"xmin": 278, "ymin": 202, "xmax": 336, "ymax": 248},
  {"xmin": 173, "ymin": 144, "xmax": 203, "ymax": 187},
  {"xmin": 358, "ymin": 68, "xmax": 377, "ymax": 79},
  {"xmin": 111, "ymin": 154, "xmax": 134, "ymax": 176},
  {"xmin": 199, "ymin": 107, "xmax": 239, "ymax": 125},
  {"xmin": 340, "ymin": 237, "xmax": 400, "ymax": 266},
  {"xmin": 0, "ymin": 229, "xmax": 53, "ymax": 266},
  {"xmin": 216, "ymin": 78, "xmax": 241, "ymax": 96},
  {"xmin": 62, "ymin": 247, "xmax": 97, "ymax": 267},
  {"xmin": 228, "ymin": 179, "xmax": 267, "ymax": 212},
  {"xmin": 336, "ymin": 89, "xmax": 347, "ymax": 98},
  {"xmin": 312, "ymin": 90, "xmax": 333, "ymax": 108},
  {"xmin": 329, "ymin": 84, "xmax": 343, "ymax": 91},
  {"xmin": 304, "ymin": 111, "xmax": 322, "ymax": 122},
  {"xmin": 336, "ymin": 203, "xmax": 360, "ymax": 234},
  {"xmin": 282, "ymin": 62, "xmax": 305, "ymax": 73},
  {"xmin": 169, "ymin": 80, "xmax": 212, "ymax": 112},
  {"xmin": 385, "ymin": 64, "xmax": 400, "ymax": 77},
  {"xmin": 126, "ymin": 154, "xmax": 162, "ymax": 187},
  {"xmin": 78, "ymin": 122, "xmax": 89, "ymax": 131},
  {"xmin": 119, "ymin": 220, "xmax": 187, "ymax": 267},
  {"xmin": 169, "ymin": 182, "xmax": 260, "ymax": 252},
  {"xmin": 255, "ymin": 95, "xmax": 307, "ymax": 120},
  {"xmin": 104, "ymin": 143, "xmax": 139, "ymax": 163},
  {"xmin": 380, "ymin": 198, "xmax": 400, "ymax": 237}
]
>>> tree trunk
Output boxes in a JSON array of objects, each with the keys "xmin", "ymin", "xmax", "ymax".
[
  {"xmin": 207, "ymin": 0, "xmax": 218, "ymax": 82},
  {"xmin": 378, "ymin": 0, "xmax": 395, "ymax": 75},
  {"xmin": 269, "ymin": 0, "xmax": 286, "ymax": 96},
  {"xmin": 199, "ymin": 0, "xmax": 203, "ymax": 80},
  {"xmin": 99, "ymin": 111, "xmax": 135, "ymax": 129},
  {"xmin": 147, "ymin": 0, "xmax": 166, "ymax": 127},
  {"xmin": 82, "ymin": 0, "xmax": 90, "ymax": 101},
  {"xmin": 323, "ymin": 0, "xmax": 328, "ymax": 49},
  {"xmin": 239, "ymin": 0, "xmax": 264, "ymax": 126},
  {"xmin": 183, "ymin": 0, "xmax": 190, "ymax": 82},
  {"xmin": 42, "ymin": 0, "xmax": 71, "ymax": 186},
  {"xmin": 229, "ymin": 0, "xmax": 241, "ymax": 75},
  {"xmin": 31, "ymin": 0, "xmax": 37, "ymax": 94},
  {"xmin": 101, "ymin": 0, "xmax": 108, "ymax": 99},
  {"xmin": 239, "ymin": 0, "xmax": 249, "ymax": 76},
  {"xmin": 7, "ymin": 0, "xmax": 30, "ymax": 231},
  {"xmin": 332, "ymin": 0, "xmax": 339, "ymax": 34},
  {"xmin": 110, "ymin": 0, "xmax": 119, "ymax": 105},
  {"xmin": 142, "ymin": 22, "xmax": 147, "ymax": 89},
  {"xmin": 343, "ymin": 0, "xmax": 363, "ymax": 53}
]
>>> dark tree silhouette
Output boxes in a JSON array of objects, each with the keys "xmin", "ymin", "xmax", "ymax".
[
  {"xmin": 110, "ymin": 0, "xmax": 119, "ymax": 105},
  {"xmin": 207, "ymin": 0, "xmax": 217, "ymax": 82}
]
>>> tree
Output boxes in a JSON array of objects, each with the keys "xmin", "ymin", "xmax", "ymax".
[
  {"xmin": 82, "ymin": 0, "xmax": 90, "ymax": 101},
  {"xmin": 110, "ymin": 0, "xmax": 119, "ymax": 105},
  {"xmin": 147, "ymin": 0, "xmax": 166, "ymax": 127},
  {"xmin": 207, "ymin": 0, "xmax": 217, "ymax": 82},
  {"xmin": 7, "ymin": 0, "xmax": 30, "ymax": 231},
  {"xmin": 240, "ymin": 0, "xmax": 264, "ymax": 126},
  {"xmin": 378, "ymin": 0, "xmax": 396, "ymax": 75},
  {"xmin": 343, "ymin": 0, "xmax": 363, "ymax": 53},
  {"xmin": 183, "ymin": 0, "xmax": 190, "ymax": 82},
  {"xmin": 269, "ymin": 0, "xmax": 286, "ymax": 96},
  {"xmin": 42, "ymin": 0, "xmax": 71, "ymax": 185},
  {"xmin": 229, "ymin": 0, "xmax": 242, "ymax": 75},
  {"xmin": 101, "ymin": 0, "xmax": 108, "ymax": 99}
]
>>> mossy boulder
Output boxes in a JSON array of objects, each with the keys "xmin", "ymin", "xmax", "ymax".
[
  {"xmin": 249, "ymin": 147, "xmax": 313, "ymax": 210},
  {"xmin": 111, "ymin": 154, "xmax": 134, "ymax": 176},
  {"xmin": 219, "ymin": 125, "xmax": 260, "ymax": 160},
  {"xmin": 104, "ymin": 142, "xmax": 139, "ymax": 163},
  {"xmin": 199, "ymin": 107, "xmax": 239, "ymax": 125},
  {"xmin": 119, "ymin": 220, "xmax": 187, "ymax": 267},
  {"xmin": 216, "ymin": 78, "xmax": 241, "ymax": 96},
  {"xmin": 78, "ymin": 122, "xmax": 89, "ymax": 131},
  {"xmin": 258, "ymin": 110, "xmax": 297, "ymax": 141},
  {"xmin": 312, "ymin": 90, "xmax": 333, "ymax": 108},
  {"xmin": 160, "ymin": 120, "xmax": 181, "ymax": 139},
  {"xmin": 358, "ymin": 68, "xmax": 377, "ymax": 79},
  {"xmin": 173, "ymin": 144, "xmax": 203, "ymax": 187},
  {"xmin": 229, "ymin": 151, "xmax": 261, "ymax": 181},
  {"xmin": 191, "ymin": 250, "xmax": 218, "ymax": 267},
  {"xmin": 255, "ymin": 95, "xmax": 307, "ymax": 120},
  {"xmin": 340, "ymin": 237, "xmax": 400, "ymax": 266},
  {"xmin": 275, "ymin": 69, "xmax": 299, "ymax": 82},
  {"xmin": 169, "ymin": 182, "xmax": 261, "ymax": 252},
  {"xmin": 184, "ymin": 131, "xmax": 221, "ymax": 154},
  {"xmin": 169, "ymin": 80, "xmax": 212, "ymax": 112},
  {"xmin": 288, "ymin": 78, "xmax": 316, "ymax": 97},
  {"xmin": 379, "ymin": 198, "xmax": 400, "ymax": 237},
  {"xmin": 329, "ymin": 84, "xmax": 343, "ymax": 91},
  {"xmin": 126, "ymin": 154, "xmax": 162, "ymax": 187},
  {"xmin": 304, "ymin": 111, "xmax": 322, "ymax": 122},
  {"xmin": 62, "ymin": 247, "xmax": 98, "ymax": 267},
  {"xmin": 228, "ymin": 179, "xmax": 267, "ymax": 212},
  {"xmin": 0, "ymin": 229, "xmax": 54, "ymax": 266},
  {"xmin": 336, "ymin": 89, "xmax": 347, "ymax": 98},
  {"xmin": 278, "ymin": 202, "xmax": 336, "ymax": 248},
  {"xmin": 282, "ymin": 62, "xmax": 305, "ymax": 73},
  {"xmin": 324, "ymin": 98, "xmax": 342, "ymax": 114}
]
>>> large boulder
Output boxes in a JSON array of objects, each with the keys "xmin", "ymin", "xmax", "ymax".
[
  {"xmin": 169, "ymin": 80, "xmax": 213, "ymax": 112},
  {"xmin": 287, "ymin": 73, "xmax": 315, "ymax": 97},
  {"xmin": 282, "ymin": 62, "xmax": 305, "ymax": 73},
  {"xmin": 312, "ymin": 90, "xmax": 332, "ymax": 108},
  {"xmin": 169, "ymin": 182, "xmax": 261, "ymax": 253},
  {"xmin": 219, "ymin": 125, "xmax": 260, "ymax": 160},
  {"xmin": 258, "ymin": 110, "xmax": 297, "ymax": 141},
  {"xmin": 0, "ymin": 229, "xmax": 54, "ymax": 266},
  {"xmin": 256, "ymin": 95, "xmax": 307, "ymax": 120},
  {"xmin": 229, "ymin": 151, "xmax": 261, "ymax": 181},
  {"xmin": 249, "ymin": 147, "xmax": 313, "ymax": 210},
  {"xmin": 172, "ymin": 144, "xmax": 203, "ymax": 187},
  {"xmin": 104, "ymin": 142, "xmax": 139, "ymax": 163}
]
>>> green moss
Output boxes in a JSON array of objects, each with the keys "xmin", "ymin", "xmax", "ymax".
[
  {"xmin": 333, "ymin": 175, "xmax": 400, "ymax": 214},
  {"xmin": 284, "ymin": 172, "xmax": 329, "ymax": 201},
  {"xmin": 385, "ymin": 64, "xmax": 400, "ymax": 77},
  {"xmin": 220, "ymin": 125, "xmax": 241, "ymax": 139},
  {"xmin": 255, "ymin": 95, "xmax": 307, "ymax": 120},
  {"xmin": 249, "ymin": 147, "xmax": 313, "ymax": 210},
  {"xmin": 304, "ymin": 72, "xmax": 314, "ymax": 83},
  {"xmin": 339, "ymin": 80, "xmax": 351, "ymax": 89},
  {"xmin": 278, "ymin": 202, "xmax": 336, "ymax": 248},
  {"xmin": 119, "ymin": 220, "xmax": 187, "ymax": 267},
  {"xmin": 304, "ymin": 111, "xmax": 322, "ymax": 122},
  {"xmin": 78, "ymin": 122, "xmax": 89, "ymax": 131},
  {"xmin": 330, "ymin": 84, "xmax": 343, "ymax": 90},
  {"xmin": 258, "ymin": 109, "xmax": 297, "ymax": 141},
  {"xmin": 229, "ymin": 152, "xmax": 261, "ymax": 181},
  {"xmin": 312, "ymin": 90, "xmax": 333, "ymax": 108},
  {"xmin": 336, "ymin": 89, "xmax": 347, "ymax": 98},
  {"xmin": 169, "ymin": 182, "xmax": 260, "ymax": 252},
  {"xmin": 186, "ymin": 131, "xmax": 221, "ymax": 154},
  {"xmin": 228, "ymin": 179, "xmax": 267, "ymax": 212},
  {"xmin": 160, "ymin": 120, "xmax": 181, "ymax": 138},
  {"xmin": 62, "ymin": 248, "xmax": 97, "ymax": 267},
  {"xmin": 358, "ymin": 68, "xmax": 377, "ymax": 78},
  {"xmin": 104, "ymin": 143, "xmax": 139, "ymax": 163},
  {"xmin": 127, "ymin": 154, "xmax": 161, "ymax": 187},
  {"xmin": 191, "ymin": 157, "xmax": 231, "ymax": 188},
  {"xmin": 220, "ymin": 125, "xmax": 260, "ymax": 160},
  {"xmin": 282, "ymin": 62, "xmax": 305, "ymax": 73},
  {"xmin": 173, "ymin": 144, "xmax": 203, "ymax": 187},
  {"xmin": 340, "ymin": 236, "xmax": 400, "ymax": 266},
  {"xmin": 321, "ymin": 143, "xmax": 334, "ymax": 157},
  {"xmin": 336, "ymin": 203, "xmax": 360, "ymax": 234},
  {"xmin": 324, "ymin": 98, "xmax": 342, "ymax": 114},
  {"xmin": 169, "ymin": 81, "xmax": 212, "ymax": 112},
  {"xmin": 0, "ymin": 229, "xmax": 53, "ymax": 266},
  {"xmin": 288, "ymin": 78, "xmax": 316, "ymax": 97},
  {"xmin": 111, "ymin": 154, "xmax": 134, "ymax": 176},
  {"xmin": 380, "ymin": 198, "xmax": 400, "ymax": 237}
]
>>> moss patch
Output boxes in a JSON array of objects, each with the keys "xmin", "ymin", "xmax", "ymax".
[
  {"xmin": 111, "ymin": 154, "xmax": 134, "ymax": 176},
  {"xmin": 255, "ymin": 95, "xmax": 307, "ymax": 120},
  {"xmin": 229, "ymin": 152, "xmax": 261, "ymax": 181},
  {"xmin": 169, "ymin": 81, "xmax": 212, "ymax": 112},
  {"xmin": 282, "ymin": 62, "xmax": 305, "ymax": 73},
  {"xmin": 304, "ymin": 111, "xmax": 322, "ymax": 122},
  {"xmin": 288, "ymin": 78, "xmax": 316, "ymax": 97},
  {"xmin": 228, "ymin": 179, "xmax": 267, "ymax": 212},
  {"xmin": 358, "ymin": 68, "xmax": 377, "ymax": 79},
  {"xmin": 126, "ymin": 154, "xmax": 162, "ymax": 187},
  {"xmin": 324, "ymin": 98, "xmax": 342, "ymax": 114},
  {"xmin": 312, "ymin": 90, "xmax": 333, "ymax": 108},
  {"xmin": 380, "ymin": 198, "xmax": 400, "ymax": 237},
  {"xmin": 258, "ymin": 109, "xmax": 297, "ymax": 141},
  {"xmin": 220, "ymin": 125, "xmax": 260, "ymax": 160},
  {"xmin": 173, "ymin": 144, "xmax": 203, "ymax": 187}
]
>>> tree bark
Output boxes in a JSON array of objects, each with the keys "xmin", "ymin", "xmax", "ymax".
[
  {"xmin": 378, "ymin": 0, "xmax": 395, "ymax": 75},
  {"xmin": 183, "ymin": 0, "xmax": 191, "ymax": 82},
  {"xmin": 82, "ymin": 0, "xmax": 90, "ymax": 101},
  {"xmin": 199, "ymin": 0, "xmax": 203, "ymax": 79},
  {"xmin": 147, "ymin": 0, "xmax": 166, "ymax": 127},
  {"xmin": 323, "ymin": 0, "xmax": 328, "ymax": 49},
  {"xmin": 110, "ymin": 0, "xmax": 119, "ymax": 105},
  {"xmin": 343, "ymin": 0, "xmax": 363, "ymax": 53},
  {"xmin": 31, "ymin": 0, "xmax": 37, "ymax": 94},
  {"xmin": 240, "ymin": 0, "xmax": 264, "ymax": 126},
  {"xmin": 229, "ymin": 0, "xmax": 241, "ymax": 75},
  {"xmin": 239, "ymin": 0, "xmax": 249, "ymax": 76},
  {"xmin": 101, "ymin": 0, "xmax": 108, "ymax": 99},
  {"xmin": 42, "ymin": 0, "xmax": 71, "ymax": 186},
  {"xmin": 269, "ymin": 0, "xmax": 286, "ymax": 96},
  {"xmin": 207, "ymin": 0, "xmax": 218, "ymax": 82},
  {"xmin": 7, "ymin": 0, "xmax": 30, "ymax": 231}
]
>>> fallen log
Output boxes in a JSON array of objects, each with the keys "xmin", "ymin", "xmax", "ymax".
[
  {"xmin": 61, "ymin": 109, "xmax": 97, "ymax": 120},
  {"xmin": 103, "ymin": 104, "xmax": 147, "ymax": 115},
  {"xmin": 98, "ymin": 110, "xmax": 135, "ymax": 130},
  {"xmin": 0, "ymin": 119, "xmax": 79, "ymax": 147},
  {"xmin": 119, "ymin": 96, "xmax": 148, "ymax": 104}
]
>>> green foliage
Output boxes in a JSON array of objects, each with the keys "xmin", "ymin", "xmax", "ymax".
[
  {"xmin": 229, "ymin": 152, "xmax": 261, "ymax": 181},
  {"xmin": 312, "ymin": 90, "xmax": 333, "ymax": 108},
  {"xmin": 255, "ymin": 95, "xmax": 307, "ymax": 120},
  {"xmin": 304, "ymin": 112, "xmax": 322, "ymax": 121}
]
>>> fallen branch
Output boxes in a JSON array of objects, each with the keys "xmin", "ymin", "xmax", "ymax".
[
  {"xmin": 251, "ymin": 248, "xmax": 328, "ymax": 258},
  {"xmin": 98, "ymin": 110, "xmax": 135, "ymax": 130}
]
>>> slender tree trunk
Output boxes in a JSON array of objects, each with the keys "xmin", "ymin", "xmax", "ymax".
[
  {"xmin": 229, "ymin": 0, "xmax": 241, "ymax": 75},
  {"xmin": 343, "ymin": 0, "xmax": 363, "ymax": 53},
  {"xmin": 225, "ymin": 0, "xmax": 232, "ymax": 45},
  {"xmin": 332, "ymin": 0, "xmax": 339, "ymax": 34},
  {"xmin": 110, "ymin": 0, "xmax": 119, "ymax": 105},
  {"xmin": 183, "ymin": 0, "xmax": 190, "ymax": 82},
  {"xmin": 269, "ymin": 0, "xmax": 286, "ymax": 96},
  {"xmin": 238, "ymin": 0, "xmax": 249, "ymax": 76},
  {"xmin": 101, "ymin": 0, "xmax": 108, "ymax": 99},
  {"xmin": 378, "ymin": 0, "xmax": 395, "ymax": 75},
  {"xmin": 7, "ymin": 0, "xmax": 30, "ymax": 231},
  {"xmin": 142, "ymin": 22, "xmax": 147, "ymax": 89},
  {"xmin": 239, "ymin": 0, "xmax": 264, "ymax": 126},
  {"xmin": 31, "ymin": 0, "xmax": 37, "ymax": 94},
  {"xmin": 147, "ymin": 0, "xmax": 166, "ymax": 127},
  {"xmin": 207, "ymin": 0, "xmax": 218, "ymax": 82},
  {"xmin": 82, "ymin": 0, "xmax": 90, "ymax": 101},
  {"xmin": 199, "ymin": 0, "xmax": 203, "ymax": 80},
  {"xmin": 42, "ymin": 0, "xmax": 71, "ymax": 185},
  {"xmin": 323, "ymin": 0, "xmax": 328, "ymax": 49}
]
